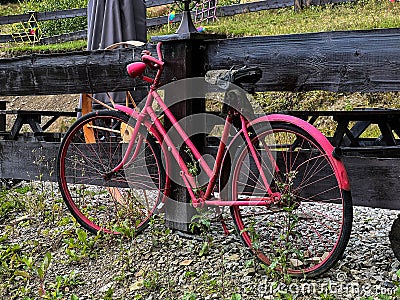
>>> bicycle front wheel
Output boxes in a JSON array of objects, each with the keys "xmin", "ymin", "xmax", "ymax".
[
  {"xmin": 229, "ymin": 121, "xmax": 352, "ymax": 278},
  {"xmin": 57, "ymin": 110, "xmax": 167, "ymax": 235}
]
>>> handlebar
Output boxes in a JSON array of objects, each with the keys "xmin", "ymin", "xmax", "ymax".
[
  {"xmin": 126, "ymin": 42, "xmax": 164, "ymax": 87},
  {"xmin": 141, "ymin": 54, "xmax": 164, "ymax": 70}
]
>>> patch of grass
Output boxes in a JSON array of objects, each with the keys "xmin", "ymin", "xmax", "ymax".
[
  {"xmin": 148, "ymin": 0, "xmax": 400, "ymax": 38},
  {"xmin": 255, "ymin": 91, "xmax": 400, "ymax": 112},
  {"xmin": 0, "ymin": 3, "xmax": 18, "ymax": 16},
  {"xmin": 0, "ymin": 0, "xmax": 399, "ymax": 54},
  {"xmin": 254, "ymin": 90, "xmax": 400, "ymax": 137},
  {"xmin": 1, "ymin": 39, "xmax": 86, "ymax": 56},
  {"xmin": 63, "ymin": 228, "xmax": 101, "ymax": 263},
  {"xmin": 18, "ymin": 0, "xmax": 87, "ymax": 37},
  {"xmin": 0, "ymin": 185, "xmax": 31, "ymax": 221}
]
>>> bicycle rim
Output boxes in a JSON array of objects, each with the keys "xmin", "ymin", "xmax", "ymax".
[
  {"xmin": 229, "ymin": 122, "xmax": 352, "ymax": 277},
  {"xmin": 57, "ymin": 110, "xmax": 167, "ymax": 235}
]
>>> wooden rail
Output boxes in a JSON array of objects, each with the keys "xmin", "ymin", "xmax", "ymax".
[
  {"xmin": 1, "ymin": 28, "xmax": 399, "ymax": 96},
  {"xmin": 0, "ymin": 47, "xmax": 150, "ymax": 95},
  {"xmin": 206, "ymin": 28, "xmax": 400, "ymax": 93}
]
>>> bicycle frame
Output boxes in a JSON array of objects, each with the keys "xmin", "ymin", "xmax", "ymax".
[
  {"xmin": 108, "ymin": 43, "xmax": 278, "ymax": 208},
  {"xmin": 114, "ymin": 91, "xmax": 277, "ymax": 208}
]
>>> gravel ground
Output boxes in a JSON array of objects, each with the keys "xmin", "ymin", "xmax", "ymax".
[
  {"xmin": 1, "ymin": 181, "xmax": 400, "ymax": 300},
  {"xmin": 1, "ymin": 62, "xmax": 400, "ymax": 299}
]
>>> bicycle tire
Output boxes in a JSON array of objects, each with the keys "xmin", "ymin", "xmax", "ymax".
[
  {"xmin": 228, "ymin": 121, "xmax": 352, "ymax": 278},
  {"xmin": 57, "ymin": 110, "xmax": 167, "ymax": 235}
]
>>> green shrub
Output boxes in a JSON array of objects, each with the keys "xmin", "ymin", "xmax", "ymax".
[{"xmin": 18, "ymin": 0, "xmax": 87, "ymax": 37}]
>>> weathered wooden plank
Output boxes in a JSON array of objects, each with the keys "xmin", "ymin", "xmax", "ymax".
[
  {"xmin": 0, "ymin": 141, "xmax": 58, "ymax": 182},
  {"xmin": 36, "ymin": 8, "xmax": 87, "ymax": 21},
  {"xmin": 147, "ymin": 13, "xmax": 183, "ymax": 28},
  {"xmin": 295, "ymin": 0, "xmax": 354, "ymax": 10},
  {"xmin": 41, "ymin": 30, "xmax": 87, "ymax": 44},
  {"xmin": 342, "ymin": 155, "xmax": 400, "ymax": 210},
  {"xmin": 0, "ymin": 13, "xmax": 31, "ymax": 26},
  {"xmin": 1, "ymin": 31, "xmax": 87, "ymax": 44},
  {"xmin": 0, "ymin": 9, "xmax": 86, "ymax": 26},
  {"xmin": 0, "ymin": 34, "xmax": 12, "ymax": 43},
  {"xmin": 0, "ymin": 46, "xmax": 153, "ymax": 96},
  {"xmin": 2, "ymin": 28, "xmax": 400, "ymax": 95},
  {"xmin": 146, "ymin": 0, "xmax": 174, "ymax": 8},
  {"xmin": 206, "ymin": 28, "xmax": 400, "ymax": 93},
  {"xmin": 217, "ymin": 0, "xmax": 293, "ymax": 17}
]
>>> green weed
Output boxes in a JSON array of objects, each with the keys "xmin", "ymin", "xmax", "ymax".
[
  {"xmin": 143, "ymin": 270, "xmax": 160, "ymax": 291},
  {"xmin": 319, "ymin": 292, "xmax": 336, "ymax": 300},
  {"xmin": 231, "ymin": 293, "xmax": 242, "ymax": 300},
  {"xmin": 21, "ymin": 252, "xmax": 52, "ymax": 297},
  {"xmin": 113, "ymin": 219, "xmax": 137, "ymax": 238},
  {"xmin": 64, "ymin": 228, "xmax": 100, "ymax": 262},
  {"xmin": 190, "ymin": 209, "xmax": 213, "ymax": 257},
  {"xmin": 47, "ymin": 270, "xmax": 83, "ymax": 297},
  {"xmin": 183, "ymin": 292, "xmax": 197, "ymax": 300}
]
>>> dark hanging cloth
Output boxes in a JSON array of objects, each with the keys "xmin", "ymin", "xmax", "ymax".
[
  {"xmin": 87, "ymin": 0, "xmax": 146, "ymax": 50},
  {"xmin": 80, "ymin": 0, "xmax": 147, "ymax": 113}
]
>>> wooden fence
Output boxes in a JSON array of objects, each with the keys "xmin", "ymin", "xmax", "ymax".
[
  {"xmin": 1, "ymin": 26, "xmax": 400, "ymax": 210},
  {"xmin": 0, "ymin": 0, "xmax": 354, "ymax": 44}
]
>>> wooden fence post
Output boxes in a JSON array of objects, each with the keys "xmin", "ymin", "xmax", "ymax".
[{"xmin": 151, "ymin": 31, "xmax": 224, "ymax": 233}]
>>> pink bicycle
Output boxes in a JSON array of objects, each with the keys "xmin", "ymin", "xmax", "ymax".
[{"xmin": 57, "ymin": 42, "xmax": 352, "ymax": 277}]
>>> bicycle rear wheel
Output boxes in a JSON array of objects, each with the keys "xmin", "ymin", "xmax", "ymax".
[
  {"xmin": 229, "ymin": 121, "xmax": 352, "ymax": 278},
  {"xmin": 57, "ymin": 110, "xmax": 167, "ymax": 235}
]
